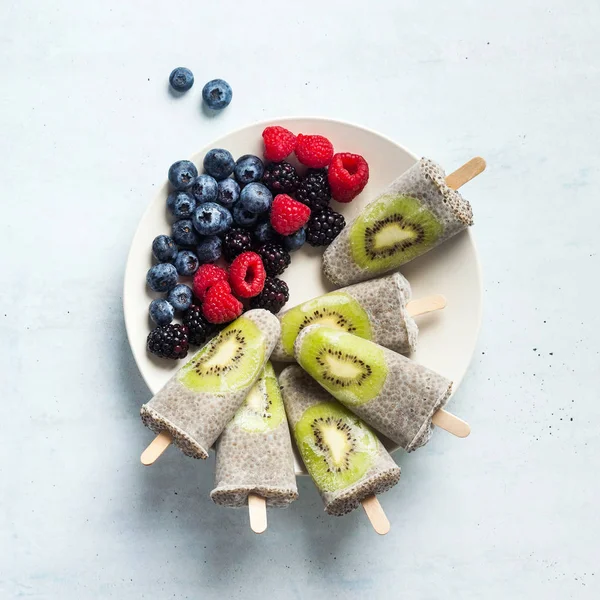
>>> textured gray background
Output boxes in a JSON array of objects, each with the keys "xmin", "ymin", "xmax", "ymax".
[{"xmin": 1, "ymin": 0, "xmax": 599, "ymax": 598}]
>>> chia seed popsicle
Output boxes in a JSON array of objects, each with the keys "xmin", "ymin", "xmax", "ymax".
[
  {"xmin": 280, "ymin": 365, "xmax": 400, "ymax": 517},
  {"xmin": 140, "ymin": 309, "xmax": 280, "ymax": 461},
  {"xmin": 294, "ymin": 325, "xmax": 453, "ymax": 452},
  {"xmin": 271, "ymin": 272, "xmax": 417, "ymax": 362},
  {"xmin": 323, "ymin": 158, "xmax": 477, "ymax": 286},
  {"xmin": 211, "ymin": 362, "xmax": 298, "ymax": 509}
]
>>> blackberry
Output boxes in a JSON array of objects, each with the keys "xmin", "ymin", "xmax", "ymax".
[
  {"xmin": 147, "ymin": 324, "xmax": 189, "ymax": 360},
  {"xmin": 257, "ymin": 243, "xmax": 291, "ymax": 277},
  {"xmin": 222, "ymin": 227, "xmax": 252, "ymax": 262},
  {"xmin": 295, "ymin": 168, "xmax": 331, "ymax": 212},
  {"xmin": 306, "ymin": 207, "xmax": 346, "ymax": 246},
  {"xmin": 250, "ymin": 277, "xmax": 289, "ymax": 313},
  {"xmin": 183, "ymin": 305, "xmax": 217, "ymax": 346},
  {"xmin": 261, "ymin": 161, "xmax": 300, "ymax": 194}
]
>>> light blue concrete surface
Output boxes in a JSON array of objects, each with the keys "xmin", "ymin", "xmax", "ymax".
[{"xmin": 1, "ymin": 1, "xmax": 599, "ymax": 598}]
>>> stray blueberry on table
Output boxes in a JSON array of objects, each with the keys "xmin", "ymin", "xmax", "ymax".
[
  {"xmin": 146, "ymin": 263, "xmax": 178, "ymax": 293},
  {"xmin": 149, "ymin": 298, "xmax": 175, "ymax": 326},
  {"xmin": 203, "ymin": 148, "xmax": 235, "ymax": 181},
  {"xmin": 191, "ymin": 174, "xmax": 218, "ymax": 204},
  {"xmin": 169, "ymin": 67, "xmax": 194, "ymax": 92},
  {"xmin": 152, "ymin": 234, "xmax": 177, "ymax": 263},
  {"xmin": 239, "ymin": 182, "xmax": 272, "ymax": 214},
  {"xmin": 216, "ymin": 178, "xmax": 240, "ymax": 207},
  {"xmin": 196, "ymin": 236, "xmax": 222, "ymax": 264},
  {"xmin": 192, "ymin": 202, "xmax": 232, "ymax": 236},
  {"xmin": 171, "ymin": 219, "xmax": 199, "ymax": 247},
  {"xmin": 232, "ymin": 202, "xmax": 259, "ymax": 228},
  {"xmin": 174, "ymin": 250, "xmax": 199, "ymax": 276},
  {"xmin": 168, "ymin": 284, "xmax": 193, "ymax": 312},
  {"xmin": 168, "ymin": 160, "xmax": 198, "ymax": 190},
  {"xmin": 167, "ymin": 191, "xmax": 196, "ymax": 219},
  {"xmin": 202, "ymin": 79, "xmax": 232, "ymax": 110},
  {"xmin": 234, "ymin": 154, "xmax": 264, "ymax": 185}
]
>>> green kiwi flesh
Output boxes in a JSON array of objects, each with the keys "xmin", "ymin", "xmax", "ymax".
[
  {"xmin": 232, "ymin": 362, "xmax": 285, "ymax": 433},
  {"xmin": 349, "ymin": 194, "xmax": 443, "ymax": 271},
  {"xmin": 280, "ymin": 292, "xmax": 372, "ymax": 357},
  {"xmin": 295, "ymin": 402, "xmax": 378, "ymax": 492},
  {"xmin": 296, "ymin": 327, "xmax": 387, "ymax": 406},
  {"xmin": 179, "ymin": 316, "xmax": 265, "ymax": 393}
]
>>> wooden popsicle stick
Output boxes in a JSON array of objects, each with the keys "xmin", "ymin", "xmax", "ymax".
[
  {"xmin": 248, "ymin": 494, "xmax": 267, "ymax": 534},
  {"xmin": 406, "ymin": 295, "xmax": 447, "ymax": 318},
  {"xmin": 445, "ymin": 157, "xmax": 486, "ymax": 190},
  {"xmin": 432, "ymin": 409, "xmax": 471, "ymax": 438},
  {"xmin": 140, "ymin": 431, "xmax": 173, "ymax": 466},
  {"xmin": 361, "ymin": 495, "xmax": 390, "ymax": 535}
]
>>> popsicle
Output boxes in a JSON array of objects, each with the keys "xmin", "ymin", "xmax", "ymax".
[
  {"xmin": 322, "ymin": 157, "xmax": 486, "ymax": 286},
  {"xmin": 140, "ymin": 309, "xmax": 280, "ymax": 464},
  {"xmin": 211, "ymin": 362, "xmax": 298, "ymax": 533},
  {"xmin": 271, "ymin": 272, "xmax": 446, "ymax": 362},
  {"xmin": 280, "ymin": 365, "xmax": 400, "ymax": 529},
  {"xmin": 294, "ymin": 326, "xmax": 470, "ymax": 451}
]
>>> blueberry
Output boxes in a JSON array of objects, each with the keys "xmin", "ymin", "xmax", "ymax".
[
  {"xmin": 217, "ymin": 178, "xmax": 240, "ymax": 207},
  {"xmin": 168, "ymin": 160, "xmax": 198, "ymax": 190},
  {"xmin": 146, "ymin": 263, "xmax": 178, "ymax": 292},
  {"xmin": 239, "ymin": 182, "xmax": 272, "ymax": 214},
  {"xmin": 196, "ymin": 236, "xmax": 222, "ymax": 263},
  {"xmin": 174, "ymin": 250, "xmax": 200, "ymax": 276},
  {"xmin": 169, "ymin": 67, "xmax": 194, "ymax": 92},
  {"xmin": 234, "ymin": 154, "xmax": 264, "ymax": 185},
  {"xmin": 233, "ymin": 202, "xmax": 259, "ymax": 228},
  {"xmin": 203, "ymin": 148, "xmax": 235, "ymax": 181},
  {"xmin": 253, "ymin": 221, "xmax": 280, "ymax": 245},
  {"xmin": 149, "ymin": 298, "xmax": 175, "ymax": 326},
  {"xmin": 167, "ymin": 284, "xmax": 193, "ymax": 312},
  {"xmin": 171, "ymin": 219, "xmax": 199, "ymax": 247},
  {"xmin": 192, "ymin": 202, "xmax": 232, "ymax": 236},
  {"xmin": 282, "ymin": 227, "xmax": 306, "ymax": 252},
  {"xmin": 202, "ymin": 79, "xmax": 232, "ymax": 110},
  {"xmin": 191, "ymin": 174, "xmax": 218, "ymax": 204},
  {"xmin": 167, "ymin": 191, "xmax": 196, "ymax": 219},
  {"xmin": 152, "ymin": 234, "xmax": 178, "ymax": 262}
]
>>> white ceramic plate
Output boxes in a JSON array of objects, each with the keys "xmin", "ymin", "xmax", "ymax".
[{"xmin": 124, "ymin": 117, "xmax": 482, "ymax": 472}]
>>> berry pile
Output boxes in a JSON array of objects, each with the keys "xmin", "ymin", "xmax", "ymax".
[{"xmin": 145, "ymin": 125, "xmax": 369, "ymax": 360}]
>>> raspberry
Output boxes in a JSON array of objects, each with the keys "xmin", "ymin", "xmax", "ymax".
[
  {"xmin": 250, "ymin": 277, "xmax": 289, "ymax": 313},
  {"xmin": 202, "ymin": 280, "xmax": 243, "ymax": 324},
  {"xmin": 306, "ymin": 207, "xmax": 346, "ymax": 246},
  {"xmin": 270, "ymin": 194, "xmax": 311, "ymax": 236},
  {"xmin": 328, "ymin": 152, "xmax": 369, "ymax": 203},
  {"xmin": 222, "ymin": 227, "xmax": 252, "ymax": 262},
  {"xmin": 147, "ymin": 324, "xmax": 189, "ymax": 360},
  {"xmin": 261, "ymin": 161, "xmax": 300, "ymax": 194},
  {"xmin": 295, "ymin": 134, "xmax": 334, "ymax": 168},
  {"xmin": 229, "ymin": 251, "xmax": 266, "ymax": 298},
  {"xmin": 183, "ymin": 304, "xmax": 218, "ymax": 346},
  {"xmin": 262, "ymin": 126, "xmax": 296, "ymax": 162},
  {"xmin": 256, "ymin": 243, "xmax": 291, "ymax": 276},
  {"xmin": 295, "ymin": 168, "xmax": 331, "ymax": 212},
  {"xmin": 192, "ymin": 264, "xmax": 228, "ymax": 301}
]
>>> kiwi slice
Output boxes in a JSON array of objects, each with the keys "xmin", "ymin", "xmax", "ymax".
[
  {"xmin": 296, "ymin": 327, "xmax": 387, "ymax": 406},
  {"xmin": 295, "ymin": 402, "xmax": 378, "ymax": 492},
  {"xmin": 349, "ymin": 194, "xmax": 444, "ymax": 271},
  {"xmin": 280, "ymin": 293, "xmax": 372, "ymax": 357},
  {"xmin": 179, "ymin": 316, "xmax": 265, "ymax": 393},
  {"xmin": 232, "ymin": 362, "xmax": 285, "ymax": 433}
]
